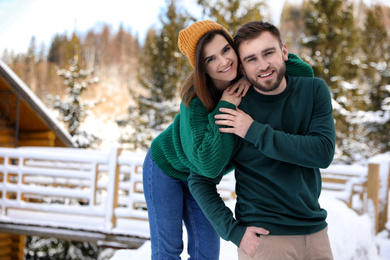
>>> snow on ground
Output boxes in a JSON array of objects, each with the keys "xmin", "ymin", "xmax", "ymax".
[{"xmin": 111, "ymin": 192, "xmax": 390, "ymax": 260}]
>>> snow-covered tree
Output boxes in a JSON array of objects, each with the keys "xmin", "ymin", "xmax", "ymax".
[
  {"xmin": 301, "ymin": 0, "xmax": 360, "ymax": 87},
  {"xmin": 119, "ymin": 0, "xmax": 191, "ymax": 151},
  {"xmin": 48, "ymin": 55, "xmax": 101, "ymax": 148},
  {"xmin": 25, "ymin": 236, "xmax": 102, "ymax": 260},
  {"xmin": 300, "ymin": 0, "xmax": 366, "ymax": 162},
  {"xmin": 350, "ymin": 4, "xmax": 390, "ymax": 157},
  {"xmin": 197, "ymin": 0, "xmax": 268, "ymax": 34}
]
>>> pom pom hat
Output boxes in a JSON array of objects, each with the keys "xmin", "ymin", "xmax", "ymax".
[{"xmin": 178, "ymin": 20, "xmax": 233, "ymax": 68}]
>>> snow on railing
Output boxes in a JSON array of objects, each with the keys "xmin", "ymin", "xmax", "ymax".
[
  {"xmin": 320, "ymin": 164, "xmax": 368, "ymax": 205},
  {"xmin": 320, "ymin": 154, "xmax": 390, "ymax": 234},
  {"xmin": 0, "ymin": 146, "xmax": 149, "ymax": 239},
  {"xmin": 1, "ymin": 146, "xmax": 388, "ymax": 238}
]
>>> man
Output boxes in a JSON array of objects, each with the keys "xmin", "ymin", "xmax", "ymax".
[{"xmin": 188, "ymin": 21, "xmax": 336, "ymax": 260}]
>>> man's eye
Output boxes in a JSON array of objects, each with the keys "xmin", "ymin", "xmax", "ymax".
[{"xmin": 265, "ymin": 51, "xmax": 273, "ymax": 56}]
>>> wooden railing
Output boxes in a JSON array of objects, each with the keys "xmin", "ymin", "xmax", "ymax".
[
  {"xmin": 0, "ymin": 146, "xmax": 235, "ymax": 245},
  {"xmin": 0, "ymin": 146, "xmax": 148, "ymax": 248},
  {"xmin": 0, "ymin": 146, "xmax": 389, "ymax": 247},
  {"xmin": 320, "ymin": 157, "xmax": 390, "ymax": 234}
]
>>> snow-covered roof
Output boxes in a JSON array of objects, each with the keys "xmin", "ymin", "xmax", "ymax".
[{"xmin": 0, "ymin": 59, "xmax": 75, "ymax": 147}]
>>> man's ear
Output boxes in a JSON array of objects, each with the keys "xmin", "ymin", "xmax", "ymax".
[{"xmin": 282, "ymin": 44, "xmax": 289, "ymax": 61}]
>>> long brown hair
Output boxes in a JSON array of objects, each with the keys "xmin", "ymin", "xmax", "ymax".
[{"xmin": 180, "ymin": 29, "xmax": 236, "ymax": 112}]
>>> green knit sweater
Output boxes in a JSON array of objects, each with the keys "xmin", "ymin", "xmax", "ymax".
[
  {"xmin": 188, "ymin": 76, "xmax": 336, "ymax": 247},
  {"xmin": 150, "ymin": 53, "xmax": 314, "ymax": 180}
]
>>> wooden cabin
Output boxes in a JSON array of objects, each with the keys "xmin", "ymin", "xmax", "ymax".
[
  {"xmin": 0, "ymin": 59, "xmax": 74, "ymax": 259},
  {"xmin": 0, "ymin": 59, "xmax": 74, "ymax": 148}
]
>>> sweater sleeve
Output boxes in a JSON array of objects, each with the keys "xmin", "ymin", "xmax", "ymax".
[
  {"xmin": 244, "ymin": 79, "xmax": 336, "ymax": 169},
  {"xmin": 179, "ymin": 98, "xmax": 236, "ymax": 178},
  {"xmin": 286, "ymin": 53, "xmax": 314, "ymax": 77},
  {"xmin": 187, "ymin": 170, "xmax": 246, "ymax": 246}
]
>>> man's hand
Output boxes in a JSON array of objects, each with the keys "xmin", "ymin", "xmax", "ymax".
[
  {"xmin": 239, "ymin": 226, "xmax": 269, "ymax": 257},
  {"xmin": 215, "ymin": 108, "xmax": 254, "ymax": 138}
]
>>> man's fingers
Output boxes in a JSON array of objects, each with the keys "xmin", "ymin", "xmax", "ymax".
[
  {"xmin": 252, "ymin": 227, "xmax": 269, "ymax": 235},
  {"xmin": 218, "ymin": 127, "xmax": 234, "ymax": 133},
  {"xmin": 215, "ymin": 113, "xmax": 236, "ymax": 121},
  {"xmin": 215, "ymin": 119, "xmax": 234, "ymax": 127},
  {"xmin": 219, "ymin": 107, "xmax": 238, "ymax": 115}
]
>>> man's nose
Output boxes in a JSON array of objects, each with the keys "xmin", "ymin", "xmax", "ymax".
[{"xmin": 258, "ymin": 59, "xmax": 269, "ymax": 71}]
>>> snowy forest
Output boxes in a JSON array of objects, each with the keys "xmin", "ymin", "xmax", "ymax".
[
  {"xmin": 1, "ymin": 0, "xmax": 390, "ymax": 161},
  {"xmin": 1, "ymin": 0, "xmax": 390, "ymax": 258}
]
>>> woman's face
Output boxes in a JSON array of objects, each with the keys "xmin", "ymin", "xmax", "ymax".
[{"xmin": 202, "ymin": 34, "xmax": 238, "ymax": 91}]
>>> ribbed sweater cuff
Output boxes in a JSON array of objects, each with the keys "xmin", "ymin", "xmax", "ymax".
[
  {"xmin": 212, "ymin": 100, "xmax": 236, "ymax": 115},
  {"xmin": 230, "ymin": 225, "xmax": 247, "ymax": 247}
]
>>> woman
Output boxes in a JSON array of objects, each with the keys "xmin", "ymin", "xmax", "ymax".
[{"xmin": 143, "ymin": 20, "xmax": 313, "ymax": 259}]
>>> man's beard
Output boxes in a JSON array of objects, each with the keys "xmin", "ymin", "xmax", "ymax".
[{"xmin": 246, "ymin": 64, "xmax": 286, "ymax": 93}]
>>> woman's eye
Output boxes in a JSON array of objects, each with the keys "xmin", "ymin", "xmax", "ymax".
[
  {"xmin": 223, "ymin": 46, "xmax": 231, "ymax": 53},
  {"xmin": 206, "ymin": 57, "xmax": 215, "ymax": 63}
]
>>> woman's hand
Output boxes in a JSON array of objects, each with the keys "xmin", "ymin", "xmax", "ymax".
[
  {"xmin": 227, "ymin": 76, "xmax": 251, "ymax": 97},
  {"xmin": 220, "ymin": 76, "xmax": 251, "ymax": 106},
  {"xmin": 221, "ymin": 88, "xmax": 242, "ymax": 106}
]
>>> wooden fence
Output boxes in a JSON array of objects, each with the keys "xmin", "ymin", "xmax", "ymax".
[
  {"xmin": 0, "ymin": 146, "xmax": 389, "ymax": 258},
  {"xmin": 320, "ymin": 159, "xmax": 390, "ymax": 234}
]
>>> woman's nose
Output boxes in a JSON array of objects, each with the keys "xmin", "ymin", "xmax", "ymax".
[{"xmin": 220, "ymin": 55, "xmax": 229, "ymax": 65}]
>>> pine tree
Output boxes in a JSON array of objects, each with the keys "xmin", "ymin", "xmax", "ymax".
[
  {"xmin": 1, "ymin": 49, "xmax": 13, "ymax": 65},
  {"xmin": 301, "ymin": 0, "xmax": 359, "ymax": 89},
  {"xmin": 197, "ymin": 0, "xmax": 267, "ymax": 34},
  {"xmin": 119, "ymin": 0, "xmax": 191, "ymax": 151},
  {"xmin": 48, "ymin": 54, "xmax": 101, "ymax": 148},
  {"xmin": 301, "ymin": 0, "xmax": 364, "ymax": 162},
  {"xmin": 361, "ymin": 4, "xmax": 390, "ymax": 111},
  {"xmin": 279, "ymin": 1, "xmax": 307, "ymax": 54},
  {"xmin": 25, "ymin": 36, "xmax": 37, "ymax": 92},
  {"xmin": 48, "ymin": 33, "xmax": 68, "ymax": 66},
  {"xmin": 349, "ymin": 4, "xmax": 390, "ymax": 155}
]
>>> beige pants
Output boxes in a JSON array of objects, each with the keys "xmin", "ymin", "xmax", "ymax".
[{"xmin": 237, "ymin": 227, "xmax": 333, "ymax": 260}]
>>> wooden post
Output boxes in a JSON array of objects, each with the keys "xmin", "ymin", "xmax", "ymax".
[
  {"xmin": 111, "ymin": 148, "xmax": 122, "ymax": 227},
  {"xmin": 0, "ymin": 233, "xmax": 25, "ymax": 260},
  {"xmin": 367, "ymin": 163, "xmax": 380, "ymax": 234},
  {"xmin": 10, "ymin": 234, "xmax": 25, "ymax": 260},
  {"xmin": 104, "ymin": 145, "xmax": 122, "ymax": 230},
  {"xmin": 93, "ymin": 163, "xmax": 99, "ymax": 206},
  {"xmin": 378, "ymin": 162, "xmax": 390, "ymax": 232}
]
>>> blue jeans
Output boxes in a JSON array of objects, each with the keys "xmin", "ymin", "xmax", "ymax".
[{"xmin": 143, "ymin": 149, "xmax": 220, "ymax": 260}]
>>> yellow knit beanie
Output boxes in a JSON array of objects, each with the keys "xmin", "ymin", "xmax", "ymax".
[{"xmin": 178, "ymin": 20, "xmax": 233, "ymax": 68}]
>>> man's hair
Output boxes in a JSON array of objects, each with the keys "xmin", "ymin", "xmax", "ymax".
[{"xmin": 233, "ymin": 21, "xmax": 283, "ymax": 58}]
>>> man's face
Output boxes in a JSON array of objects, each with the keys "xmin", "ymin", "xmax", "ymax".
[{"xmin": 238, "ymin": 31, "xmax": 289, "ymax": 95}]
